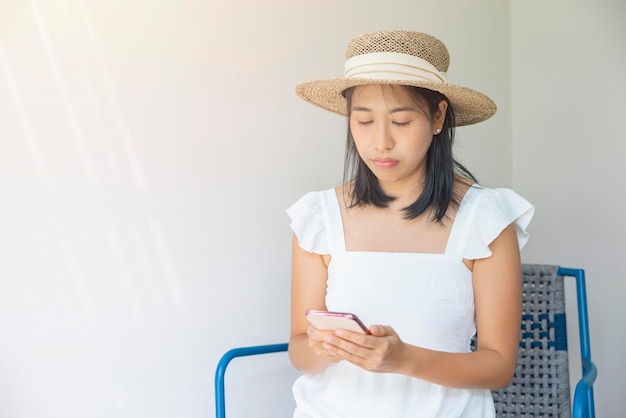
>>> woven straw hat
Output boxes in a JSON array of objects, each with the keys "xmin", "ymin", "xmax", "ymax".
[{"xmin": 295, "ymin": 30, "xmax": 497, "ymax": 126}]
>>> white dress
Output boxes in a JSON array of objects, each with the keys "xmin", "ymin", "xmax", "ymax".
[{"xmin": 287, "ymin": 184, "xmax": 535, "ymax": 418}]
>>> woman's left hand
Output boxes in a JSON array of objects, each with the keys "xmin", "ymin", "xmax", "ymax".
[{"xmin": 323, "ymin": 325, "xmax": 408, "ymax": 373}]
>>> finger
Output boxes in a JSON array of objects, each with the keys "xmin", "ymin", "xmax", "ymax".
[
  {"xmin": 334, "ymin": 329, "xmax": 372, "ymax": 347},
  {"xmin": 369, "ymin": 325, "xmax": 393, "ymax": 336},
  {"xmin": 323, "ymin": 341, "xmax": 361, "ymax": 361},
  {"xmin": 368, "ymin": 325, "xmax": 383, "ymax": 336},
  {"xmin": 308, "ymin": 326, "xmax": 334, "ymax": 342},
  {"xmin": 325, "ymin": 335, "xmax": 372, "ymax": 360},
  {"xmin": 328, "ymin": 333, "xmax": 369, "ymax": 353}
]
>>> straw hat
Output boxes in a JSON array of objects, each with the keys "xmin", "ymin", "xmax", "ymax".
[{"xmin": 295, "ymin": 30, "xmax": 497, "ymax": 126}]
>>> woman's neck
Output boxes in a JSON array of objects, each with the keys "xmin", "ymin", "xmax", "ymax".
[{"xmin": 378, "ymin": 181, "xmax": 425, "ymax": 211}]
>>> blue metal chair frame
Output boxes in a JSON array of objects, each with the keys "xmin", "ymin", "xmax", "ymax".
[
  {"xmin": 559, "ymin": 268, "xmax": 597, "ymax": 418},
  {"xmin": 215, "ymin": 343, "xmax": 288, "ymax": 418},
  {"xmin": 214, "ymin": 267, "xmax": 596, "ymax": 418}
]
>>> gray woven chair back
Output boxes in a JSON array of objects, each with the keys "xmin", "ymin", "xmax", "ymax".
[{"xmin": 491, "ymin": 264, "xmax": 571, "ymax": 417}]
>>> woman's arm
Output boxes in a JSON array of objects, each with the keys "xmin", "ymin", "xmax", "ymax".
[
  {"xmin": 322, "ymin": 223, "xmax": 522, "ymax": 389},
  {"xmin": 288, "ymin": 234, "xmax": 339, "ymax": 374},
  {"xmin": 466, "ymin": 222, "xmax": 522, "ymax": 387}
]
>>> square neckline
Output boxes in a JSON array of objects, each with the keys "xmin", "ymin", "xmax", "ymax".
[{"xmin": 327, "ymin": 185, "xmax": 482, "ymax": 256}]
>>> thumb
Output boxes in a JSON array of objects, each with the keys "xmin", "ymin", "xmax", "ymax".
[{"xmin": 369, "ymin": 325, "xmax": 390, "ymax": 336}]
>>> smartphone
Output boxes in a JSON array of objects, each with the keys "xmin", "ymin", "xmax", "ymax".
[{"xmin": 305, "ymin": 309, "xmax": 370, "ymax": 334}]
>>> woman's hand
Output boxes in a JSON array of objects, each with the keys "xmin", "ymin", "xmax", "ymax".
[
  {"xmin": 307, "ymin": 325, "xmax": 342, "ymax": 364},
  {"xmin": 322, "ymin": 325, "xmax": 408, "ymax": 373}
]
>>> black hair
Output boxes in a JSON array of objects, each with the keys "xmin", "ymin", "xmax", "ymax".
[{"xmin": 343, "ymin": 85, "xmax": 477, "ymax": 223}]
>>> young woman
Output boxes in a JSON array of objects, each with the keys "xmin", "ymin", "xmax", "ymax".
[{"xmin": 287, "ymin": 30, "xmax": 534, "ymax": 418}]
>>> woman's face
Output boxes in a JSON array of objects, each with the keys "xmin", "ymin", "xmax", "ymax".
[{"xmin": 349, "ymin": 85, "xmax": 446, "ymax": 193}]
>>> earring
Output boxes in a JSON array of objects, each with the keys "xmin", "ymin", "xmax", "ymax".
[{"xmin": 435, "ymin": 128, "xmax": 441, "ymax": 134}]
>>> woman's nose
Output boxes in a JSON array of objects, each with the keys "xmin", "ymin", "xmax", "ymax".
[{"xmin": 374, "ymin": 123, "xmax": 394, "ymax": 151}]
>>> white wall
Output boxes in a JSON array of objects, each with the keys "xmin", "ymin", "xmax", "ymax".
[
  {"xmin": 7, "ymin": 0, "xmax": 621, "ymax": 417},
  {"xmin": 512, "ymin": 1, "xmax": 626, "ymax": 416}
]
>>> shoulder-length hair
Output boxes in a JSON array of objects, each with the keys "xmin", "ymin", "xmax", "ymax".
[{"xmin": 343, "ymin": 85, "xmax": 477, "ymax": 223}]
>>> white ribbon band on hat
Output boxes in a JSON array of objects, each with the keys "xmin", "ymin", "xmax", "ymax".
[{"xmin": 345, "ymin": 52, "xmax": 447, "ymax": 83}]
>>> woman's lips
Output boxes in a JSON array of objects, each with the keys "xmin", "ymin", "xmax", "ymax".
[{"xmin": 372, "ymin": 158, "xmax": 399, "ymax": 168}]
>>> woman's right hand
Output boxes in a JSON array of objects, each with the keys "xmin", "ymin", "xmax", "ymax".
[{"xmin": 307, "ymin": 325, "xmax": 342, "ymax": 364}]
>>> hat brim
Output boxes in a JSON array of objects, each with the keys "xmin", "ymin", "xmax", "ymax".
[{"xmin": 295, "ymin": 78, "xmax": 496, "ymax": 127}]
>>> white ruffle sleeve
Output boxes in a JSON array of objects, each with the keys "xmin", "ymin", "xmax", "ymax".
[
  {"xmin": 287, "ymin": 191, "xmax": 329, "ymax": 254},
  {"xmin": 463, "ymin": 188, "xmax": 535, "ymax": 260}
]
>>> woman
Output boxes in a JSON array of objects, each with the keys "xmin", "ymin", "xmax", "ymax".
[{"xmin": 287, "ymin": 30, "xmax": 534, "ymax": 418}]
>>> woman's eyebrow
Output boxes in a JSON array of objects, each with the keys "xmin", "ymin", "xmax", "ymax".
[
  {"xmin": 389, "ymin": 106, "xmax": 416, "ymax": 113},
  {"xmin": 351, "ymin": 106, "xmax": 416, "ymax": 113}
]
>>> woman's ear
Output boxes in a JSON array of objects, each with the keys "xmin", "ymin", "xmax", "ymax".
[{"xmin": 434, "ymin": 99, "xmax": 448, "ymax": 129}]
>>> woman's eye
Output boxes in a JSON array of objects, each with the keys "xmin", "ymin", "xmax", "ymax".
[
  {"xmin": 357, "ymin": 120, "xmax": 373, "ymax": 126},
  {"xmin": 392, "ymin": 121, "xmax": 411, "ymax": 127}
]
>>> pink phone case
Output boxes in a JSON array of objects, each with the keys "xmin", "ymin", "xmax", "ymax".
[{"xmin": 305, "ymin": 309, "xmax": 370, "ymax": 334}]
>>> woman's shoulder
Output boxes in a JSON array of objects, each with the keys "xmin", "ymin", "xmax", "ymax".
[
  {"xmin": 465, "ymin": 184, "xmax": 532, "ymax": 207},
  {"xmin": 286, "ymin": 185, "xmax": 342, "ymax": 254},
  {"xmin": 460, "ymin": 184, "xmax": 535, "ymax": 259}
]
